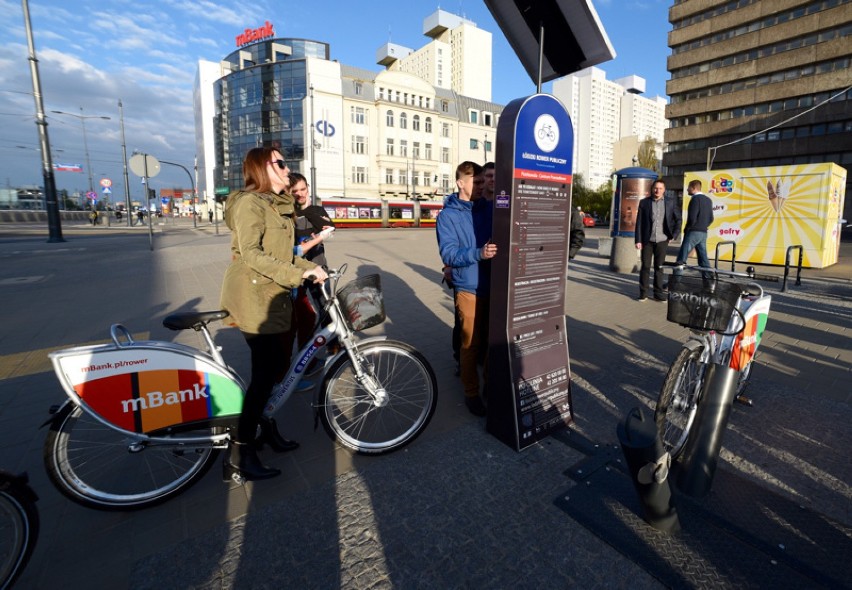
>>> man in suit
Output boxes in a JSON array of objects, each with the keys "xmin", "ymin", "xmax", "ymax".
[{"xmin": 634, "ymin": 179, "xmax": 681, "ymax": 301}]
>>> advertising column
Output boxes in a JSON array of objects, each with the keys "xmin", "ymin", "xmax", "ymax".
[{"xmin": 486, "ymin": 94, "xmax": 574, "ymax": 451}]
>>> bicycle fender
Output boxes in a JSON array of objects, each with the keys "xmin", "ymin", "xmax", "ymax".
[
  {"xmin": 326, "ymin": 335, "xmax": 389, "ymax": 367},
  {"xmin": 682, "ymin": 339, "xmax": 704, "ymax": 353},
  {"xmin": 40, "ymin": 400, "xmax": 72, "ymax": 429}
]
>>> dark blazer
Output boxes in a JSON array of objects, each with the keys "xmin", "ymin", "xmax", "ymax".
[{"xmin": 634, "ymin": 196, "xmax": 681, "ymax": 244}]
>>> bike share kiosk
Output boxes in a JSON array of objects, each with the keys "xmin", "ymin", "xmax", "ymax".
[
  {"xmin": 485, "ymin": 93, "xmax": 576, "ymax": 450},
  {"xmin": 482, "ymin": 0, "xmax": 615, "ymax": 450}
]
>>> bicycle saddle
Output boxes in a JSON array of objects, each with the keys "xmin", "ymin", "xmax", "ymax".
[{"xmin": 163, "ymin": 310, "xmax": 230, "ymax": 331}]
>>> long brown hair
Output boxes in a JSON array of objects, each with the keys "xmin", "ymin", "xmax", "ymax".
[{"xmin": 243, "ymin": 147, "xmax": 277, "ymax": 193}]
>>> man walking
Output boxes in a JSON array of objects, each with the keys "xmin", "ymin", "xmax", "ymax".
[
  {"xmin": 676, "ymin": 179, "xmax": 714, "ymax": 269},
  {"xmin": 437, "ymin": 161, "xmax": 497, "ymax": 416},
  {"xmin": 635, "ymin": 179, "xmax": 681, "ymax": 301}
]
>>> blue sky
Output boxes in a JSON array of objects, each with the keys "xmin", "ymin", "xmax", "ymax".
[{"xmin": 0, "ymin": 0, "xmax": 671, "ymax": 194}]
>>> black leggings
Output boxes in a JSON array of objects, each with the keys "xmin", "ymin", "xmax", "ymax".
[{"xmin": 238, "ymin": 331, "xmax": 295, "ymax": 442}]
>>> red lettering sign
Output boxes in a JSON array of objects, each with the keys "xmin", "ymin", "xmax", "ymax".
[{"xmin": 236, "ymin": 21, "xmax": 275, "ymax": 47}]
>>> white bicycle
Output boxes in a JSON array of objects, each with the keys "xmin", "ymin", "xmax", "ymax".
[
  {"xmin": 44, "ymin": 265, "xmax": 437, "ymax": 510},
  {"xmin": 654, "ymin": 264, "xmax": 773, "ymax": 458}
]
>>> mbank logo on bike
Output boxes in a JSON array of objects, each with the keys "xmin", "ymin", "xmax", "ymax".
[{"xmin": 121, "ymin": 382, "xmax": 209, "ymax": 413}]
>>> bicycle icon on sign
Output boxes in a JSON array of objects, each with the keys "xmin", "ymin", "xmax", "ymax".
[{"xmin": 537, "ymin": 124, "xmax": 555, "ymax": 142}]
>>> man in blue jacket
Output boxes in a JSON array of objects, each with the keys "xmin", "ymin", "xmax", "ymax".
[
  {"xmin": 677, "ymin": 179, "xmax": 715, "ymax": 269},
  {"xmin": 437, "ymin": 161, "xmax": 497, "ymax": 416},
  {"xmin": 635, "ymin": 179, "xmax": 681, "ymax": 301}
]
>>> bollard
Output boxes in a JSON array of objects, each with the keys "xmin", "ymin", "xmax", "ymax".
[
  {"xmin": 617, "ymin": 407, "xmax": 680, "ymax": 533},
  {"xmin": 676, "ymin": 363, "xmax": 739, "ymax": 497}
]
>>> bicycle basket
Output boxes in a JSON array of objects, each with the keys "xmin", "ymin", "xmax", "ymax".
[
  {"xmin": 337, "ymin": 274, "xmax": 386, "ymax": 331},
  {"xmin": 666, "ymin": 275, "xmax": 742, "ymax": 332}
]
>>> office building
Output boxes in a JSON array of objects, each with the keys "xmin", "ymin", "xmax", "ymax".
[
  {"xmin": 194, "ymin": 10, "xmax": 501, "ymax": 204},
  {"xmin": 552, "ymin": 67, "xmax": 668, "ymax": 190},
  {"xmin": 663, "ymin": 0, "xmax": 852, "ymax": 213}
]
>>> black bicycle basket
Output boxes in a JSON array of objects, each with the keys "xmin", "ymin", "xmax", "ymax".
[
  {"xmin": 337, "ymin": 274, "xmax": 386, "ymax": 331},
  {"xmin": 666, "ymin": 275, "xmax": 742, "ymax": 332}
]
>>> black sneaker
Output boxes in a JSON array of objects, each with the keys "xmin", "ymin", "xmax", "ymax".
[{"xmin": 465, "ymin": 396, "xmax": 487, "ymax": 417}]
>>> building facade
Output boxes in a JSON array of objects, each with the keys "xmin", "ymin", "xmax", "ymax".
[
  {"xmin": 195, "ymin": 12, "xmax": 501, "ymax": 204},
  {"xmin": 552, "ymin": 67, "xmax": 668, "ymax": 190},
  {"xmin": 662, "ymin": 0, "xmax": 852, "ymax": 212}
]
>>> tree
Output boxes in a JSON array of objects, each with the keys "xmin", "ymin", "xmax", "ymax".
[{"xmin": 638, "ymin": 136, "xmax": 660, "ymax": 173}]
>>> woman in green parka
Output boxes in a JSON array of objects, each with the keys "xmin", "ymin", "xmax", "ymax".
[{"xmin": 220, "ymin": 147, "xmax": 328, "ymax": 481}]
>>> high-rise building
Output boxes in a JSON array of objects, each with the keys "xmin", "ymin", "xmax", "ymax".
[
  {"xmin": 552, "ymin": 67, "xmax": 668, "ymax": 190},
  {"xmin": 662, "ymin": 0, "xmax": 852, "ymax": 211},
  {"xmin": 377, "ymin": 10, "xmax": 492, "ymax": 102}
]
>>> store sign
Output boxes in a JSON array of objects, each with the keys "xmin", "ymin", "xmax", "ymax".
[{"xmin": 236, "ymin": 21, "xmax": 275, "ymax": 47}]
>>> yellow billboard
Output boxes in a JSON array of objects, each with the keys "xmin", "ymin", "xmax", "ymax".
[{"xmin": 684, "ymin": 163, "xmax": 847, "ymax": 269}]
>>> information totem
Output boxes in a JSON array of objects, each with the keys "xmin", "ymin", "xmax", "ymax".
[{"xmin": 486, "ymin": 93, "xmax": 574, "ymax": 451}]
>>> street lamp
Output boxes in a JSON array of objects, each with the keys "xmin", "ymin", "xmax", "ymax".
[{"xmin": 51, "ymin": 107, "xmax": 111, "ymax": 207}]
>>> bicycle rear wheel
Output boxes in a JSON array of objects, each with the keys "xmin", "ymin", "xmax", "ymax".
[
  {"xmin": 319, "ymin": 340, "xmax": 437, "ymax": 455},
  {"xmin": 654, "ymin": 345, "xmax": 706, "ymax": 458},
  {"xmin": 0, "ymin": 473, "xmax": 38, "ymax": 590},
  {"xmin": 44, "ymin": 404, "xmax": 220, "ymax": 510}
]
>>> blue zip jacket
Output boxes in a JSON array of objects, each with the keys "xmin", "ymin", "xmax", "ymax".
[{"xmin": 436, "ymin": 193, "xmax": 484, "ymax": 295}]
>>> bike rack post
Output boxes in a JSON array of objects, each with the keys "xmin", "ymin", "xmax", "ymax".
[
  {"xmin": 617, "ymin": 407, "xmax": 680, "ymax": 532},
  {"xmin": 781, "ymin": 245, "xmax": 803, "ymax": 293},
  {"xmin": 714, "ymin": 240, "xmax": 736, "ymax": 271},
  {"xmin": 675, "ymin": 363, "xmax": 740, "ymax": 497}
]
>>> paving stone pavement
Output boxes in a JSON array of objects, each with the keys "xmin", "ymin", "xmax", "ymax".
[{"xmin": 0, "ymin": 220, "xmax": 849, "ymax": 589}]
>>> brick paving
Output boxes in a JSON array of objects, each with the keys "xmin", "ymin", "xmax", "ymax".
[{"xmin": 0, "ymin": 219, "xmax": 849, "ymax": 588}]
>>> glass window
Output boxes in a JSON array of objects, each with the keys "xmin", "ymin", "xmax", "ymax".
[
  {"xmin": 441, "ymin": 147, "xmax": 450, "ymax": 163},
  {"xmin": 413, "ymin": 115, "xmax": 420, "ymax": 131},
  {"xmin": 352, "ymin": 135, "xmax": 366, "ymax": 154},
  {"xmin": 400, "ymin": 140, "xmax": 408, "ymax": 157},
  {"xmin": 386, "ymin": 168, "xmax": 394, "ymax": 184},
  {"xmin": 425, "ymin": 117, "xmax": 432, "ymax": 133},
  {"xmin": 470, "ymin": 138, "xmax": 478, "ymax": 149},
  {"xmin": 424, "ymin": 143, "xmax": 432, "ymax": 160},
  {"xmin": 441, "ymin": 123, "xmax": 450, "ymax": 138},
  {"xmin": 386, "ymin": 139, "xmax": 394, "ymax": 156},
  {"xmin": 400, "ymin": 112, "xmax": 408, "ymax": 129},
  {"xmin": 413, "ymin": 142, "xmax": 420, "ymax": 159},
  {"xmin": 469, "ymin": 110, "xmax": 478, "ymax": 124},
  {"xmin": 386, "ymin": 110, "xmax": 394, "ymax": 127}
]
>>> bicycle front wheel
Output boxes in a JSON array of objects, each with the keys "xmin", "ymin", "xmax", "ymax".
[
  {"xmin": 44, "ymin": 404, "xmax": 220, "ymax": 510},
  {"xmin": 0, "ymin": 475, "xmax": 38, "ymax": 590},
  {"xmin": 320, "ymin": 340, "xmax": 437, "ymax": 455},
  {"xmin": 654, "ymin": 345, "xmax": 706, "ymax": 458}
]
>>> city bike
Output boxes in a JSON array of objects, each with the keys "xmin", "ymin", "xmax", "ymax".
[
  {"xmin": 0, "ymin": 471, "xmax": 39, "ymax": 589},
  {"xmin": 43, "ymin": 264, "xmax": 437, "ymax": 510},
  {"xmin": 654, "ymin": 264, "xmax": 772, "ymax": 459}
]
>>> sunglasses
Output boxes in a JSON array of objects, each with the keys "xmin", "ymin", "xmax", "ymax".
[{"xmin": 270, "ymin": 159, "xmax": 288, "ymax": 170}]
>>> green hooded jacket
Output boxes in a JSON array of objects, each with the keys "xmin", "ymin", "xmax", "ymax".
[{"xmin": 219, "ymin": 190, "xmax": 316, "ymax": 334}]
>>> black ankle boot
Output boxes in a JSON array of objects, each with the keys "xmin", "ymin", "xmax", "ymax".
[
  {"xmin": 223, "ymin": 441, "xmax": 281, "ymax": 482},
  {"xmin": 256, "ymin": 418, "xmax": 299, "ymax": 452}
]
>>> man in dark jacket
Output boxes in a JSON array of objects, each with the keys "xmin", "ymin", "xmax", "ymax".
[
  {"xmin": 569, "ymin": 206, "xmax": 585, "ymax": 260},
  {"xmin": 635, "ymin": 179, "xmax": 681, "ymax": 301},
  {"xmin": 676, "ymin": 179, "xmax": 714, "ymax": 269}
]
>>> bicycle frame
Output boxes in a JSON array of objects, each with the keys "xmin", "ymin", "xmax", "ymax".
[{"xmin": 263, "ymin": 265, "xmax": 388, "ymax": 417}]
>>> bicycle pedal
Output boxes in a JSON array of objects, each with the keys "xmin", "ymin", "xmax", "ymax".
[
  {"xmin": 229, "ymin": 472, "xmax": 246, "ymax": 485},
  {"xmin": 735, "ymin": 395, "xmax": 753, "ymax": 407}
]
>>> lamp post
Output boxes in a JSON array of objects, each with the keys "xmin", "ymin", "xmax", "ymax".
[
  {"xmin": 118, "ymin": 99, "xmax": 132, "ymax": 226},
  {"xmin": 483, "ymin": 133, "xmax": 488, "ymax": 164},
  {"xmin": 22, "ymin": 0, "xmax": 63, "ymax": 241},
  {"xmin": 309, "ymin": 84, "xmax": 317, "ymax": 206},
  {"xmin": 51, "ymin": 107, "xmax": 110, "ymax": 209}
]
